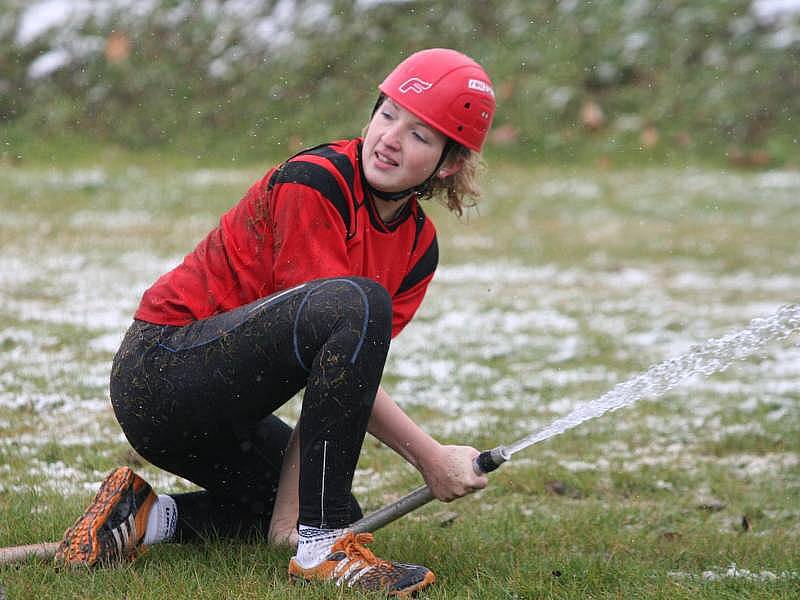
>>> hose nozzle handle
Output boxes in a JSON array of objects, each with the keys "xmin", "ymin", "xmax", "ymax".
[{"xmin": 473, "ymin": 446, "xmax": 511, "ymax": 474}]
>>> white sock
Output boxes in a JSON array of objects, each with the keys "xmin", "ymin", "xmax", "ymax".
[
  {"xmin": 142, "ymin": 494, "xmax": 178, "ymax": 546},
  {"xmin": 293, "ymin": 524, "xmax": 346, "ymax": 568}
]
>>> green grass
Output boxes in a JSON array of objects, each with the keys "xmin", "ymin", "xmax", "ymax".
[{"xmin": 1, "ymin": 156, "xmax": 799, "ymax": 598}]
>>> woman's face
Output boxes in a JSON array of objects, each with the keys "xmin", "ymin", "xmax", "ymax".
[{"xmin": 362, "ymin": 99, "xmax": 448, "ymax": 195}]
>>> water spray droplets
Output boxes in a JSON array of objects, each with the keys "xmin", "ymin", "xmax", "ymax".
[{"xmin": 506, "ymin": 304, "xmax": 800, "ymax": 456}]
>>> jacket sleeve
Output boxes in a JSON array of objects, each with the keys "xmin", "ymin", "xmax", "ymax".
[{"xmin": 390, "ymin": 232, "xmax": 438, "ymax": 337}]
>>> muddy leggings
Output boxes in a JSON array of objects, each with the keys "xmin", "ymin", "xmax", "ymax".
[{"xmin": 109, "ymin": 277, "xmax": 392, "ymax": 541}]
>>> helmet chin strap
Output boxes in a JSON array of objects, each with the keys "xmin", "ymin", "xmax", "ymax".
[{"xmin": 365, "ymin": 139, "xmax": 454, "ymax": 203}]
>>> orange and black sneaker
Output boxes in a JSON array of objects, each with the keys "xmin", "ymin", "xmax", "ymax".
[
  {"xmin": 55, "ymin": 466, "xmax": 156, "ymax": 566},
  {"xmin": 288, "ymin": 531, "xmax": 435, "ymax": 597}
]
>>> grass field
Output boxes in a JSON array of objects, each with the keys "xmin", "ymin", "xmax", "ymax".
[{"xmin": 1, "ymin": 158, "xmax": 799, "ymax": 599}]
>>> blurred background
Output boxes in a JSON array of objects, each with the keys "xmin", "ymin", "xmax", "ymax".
[{"xmin": 1, "ymin": 0, "xmax": 799, "ymax": 167}]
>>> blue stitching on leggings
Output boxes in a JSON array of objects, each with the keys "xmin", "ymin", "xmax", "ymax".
[
  {"xmin": 292, "ymin": 278, "xmax": 370, "ymax": 372},
  {"xmin": 292, "ymin": 288, "xmax": 315, "ymax": 372},
  {"xmin": 346, "ymin": 281, "xmax": 370, "ymax": 365}
]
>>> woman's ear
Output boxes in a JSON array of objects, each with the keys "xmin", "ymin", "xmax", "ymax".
[{"xmin": 438, "ymin": 156, "xmax": 465, "ymax": 179}]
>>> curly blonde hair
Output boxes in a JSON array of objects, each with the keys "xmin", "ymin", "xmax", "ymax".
[{"xmin": 426, "ymin": 143, "xmax": 486, "ymax": 217}]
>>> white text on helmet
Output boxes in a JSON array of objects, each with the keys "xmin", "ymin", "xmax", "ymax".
[{"xmin": 468, "ymin": 79, "xmax": 495, "ymax": 97}]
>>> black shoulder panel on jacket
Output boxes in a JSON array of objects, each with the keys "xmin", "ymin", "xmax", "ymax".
[
  {"xmin": 397, "ymin": 234, "xmax": 439, "ymax": 295},
  {"xmin": 268, "ymin": 160, "xmax": 350, "ymax": 231},
  {"xmin": 304, "ymin": 145, "xmax": 356, "ymax": 198}
]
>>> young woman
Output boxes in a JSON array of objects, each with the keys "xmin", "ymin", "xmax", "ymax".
[{"xmin": 56, "ymin": 48, "xmax": 495, "ymax": 596}]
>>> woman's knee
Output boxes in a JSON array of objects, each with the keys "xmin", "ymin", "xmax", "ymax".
[
  {"xmin": 316, "ymin": 277, "xmax": 392, "ymax": 341},
  {"xmin": 350, "ymin": 276, "xmax": 392, "ymax": 330}
]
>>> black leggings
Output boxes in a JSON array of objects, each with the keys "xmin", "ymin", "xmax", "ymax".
[{"xmin": 110, "ymin": 277, "xmax": 392, "ymax": 540}]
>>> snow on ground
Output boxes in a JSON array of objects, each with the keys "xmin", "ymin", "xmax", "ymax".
[
  {"xmin": 669, "ymin": 563, "xmax": 800, "ymax": 582},
  {"xmin": 1, "ymin": 167, "xmax": 799, "ymax": 498},
  {"xmin": 753, "ymin": 0, "xmax": 800, "ymax": 21}
]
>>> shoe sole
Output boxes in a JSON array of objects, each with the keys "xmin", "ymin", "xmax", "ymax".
[
  {"xmin": 289, "ymin": 560, "xmax": 435, "ymax": 597},
  {"xmin": 56, "ymin": 466, "xmax": 140, "ymax": 566},
  {"xmin": 389, "ymin": 571, "xmax": 436, "ymax": 598}
]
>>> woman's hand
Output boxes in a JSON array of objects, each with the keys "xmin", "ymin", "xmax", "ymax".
[
  {"xmin": 268, "ymin": 426, "xmax": 300, "ymax": 550},
  {"xmin": 367, "ymin": 388, "xmax": 490, "ymax": 502},
  {"xmin": 418, "ymin": 444, "xmax": 488, "ymax": 502},
  {"xmin": 267, "ymin": 518, "xmax": 299, "ymax": 549}
]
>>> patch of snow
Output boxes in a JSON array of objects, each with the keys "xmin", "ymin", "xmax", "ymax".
[
  {"xmin": 669, "ymin": 563, "xmax": 800, "ymax": 582},
  {"xmin": 28, "ymin": 49, "xmax": 72, "ymax": 79},
  {"xmin": 16, "ymin": 0, "xmax": 77, "ymax": 45},
  {"xmin": 752, "ymin": 0, "xmax": 800, "ymax": 21}
]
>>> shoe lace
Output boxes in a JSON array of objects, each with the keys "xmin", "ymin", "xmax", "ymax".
[{"xmin": 333, "ymin": 532, "xmax": 392, "ymax": 570}]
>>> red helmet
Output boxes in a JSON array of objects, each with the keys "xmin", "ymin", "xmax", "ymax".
[{"xmin": 379, "ymin": 48, "xmax": 495, "ymax": 152}]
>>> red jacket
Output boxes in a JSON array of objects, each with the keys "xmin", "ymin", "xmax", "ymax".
[{"xmin": 135, "ymin": 138, "xmax": 438, "ymax": 338}]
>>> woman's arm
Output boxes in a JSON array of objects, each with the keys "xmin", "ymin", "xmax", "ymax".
[
  {"xmin": 267, "ymin": 385, "xmax": 487, "ymax": 544},
  {"xmin": 367, "ymin": 386, "xmax": 487, "ymax": 502},
  {"xmin": 267, "ymin": 426, "xmax": 300, "ymax": 548}
]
